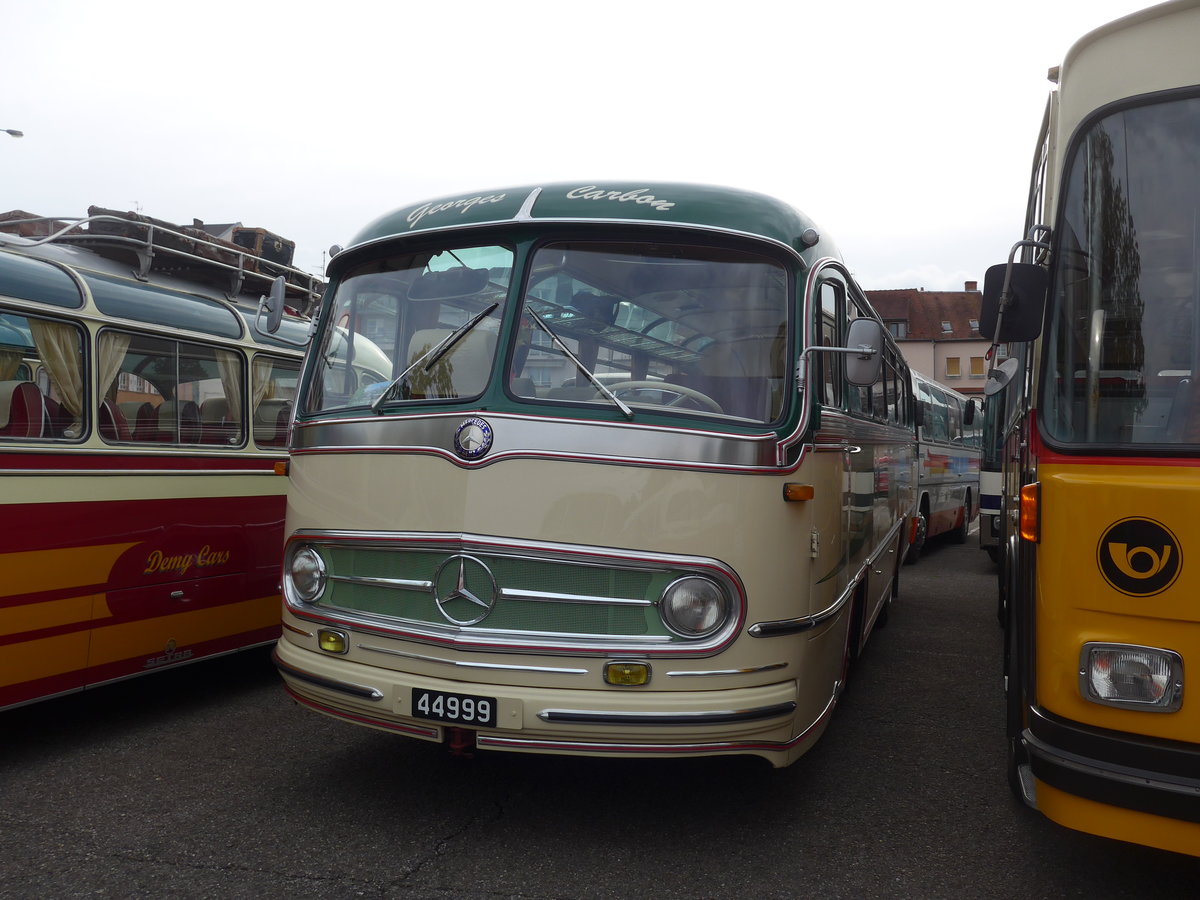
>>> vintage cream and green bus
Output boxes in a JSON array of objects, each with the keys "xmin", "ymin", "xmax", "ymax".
[
  {"xmin": 270, "ymin": 182, "xmax": 917, "ymax": 767},
  {"xmin": 0, "ymin": 210, "xmax": 317, "ymax": 710},
  {"xmin": 985, "ymin": 0, "xmax": 1200, "ymax": 857}
]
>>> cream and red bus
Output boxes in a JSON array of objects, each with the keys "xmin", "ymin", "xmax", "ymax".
[
  {"xmin": 0, "ymin": 210, "xmax": 317, "ymax": 710},
  {"xmin": 985, "ymin": 0, "xmax": 1200, "ymax": 857},
  {"xmin": 270, "ymin": 182, "xmax": 917, "ymax": 767},
  {"xmin": 906, "ymin": 369, "xmax": 981, "ymax": 562}
]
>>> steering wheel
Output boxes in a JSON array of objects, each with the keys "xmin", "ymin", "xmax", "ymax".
[{"xmin": 603, "ymin": 380, "xmax": 723, "ymax": 414}]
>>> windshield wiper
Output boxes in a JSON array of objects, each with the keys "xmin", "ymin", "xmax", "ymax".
[
  {"xmin": 370, "ymin": 302, "xmax": 499, "ymax": 413},
  {"xmin": 526, "ymin": 312, "xmax": 633, "ymax": 420}
]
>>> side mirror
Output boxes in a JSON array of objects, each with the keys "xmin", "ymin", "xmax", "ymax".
[
  {"xmin": 844, "ymin": 318, "xmax": 884, "ymax": 386},
  {"xmin": 963, "ymin": 398, "xmax": 976, "ymax": 426},
  {"xmin": 254, "ymin": 275, "xmax": 309, "ymax": 347},
  {"xmin": 259, "ymin": 275, "xmax": 287, "ymax": 334},
  {"xmin": 981, "ymin": 262, "xmax": 1047, "ymax": 342},
  {"xmin": 984, "ymin": 356, "xmax": 1021, "ymax": 396}
]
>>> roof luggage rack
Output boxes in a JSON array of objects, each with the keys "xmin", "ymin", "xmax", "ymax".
[{"xmin": 0, "ymin": 207, "xmax": 323, "ymax": 316}]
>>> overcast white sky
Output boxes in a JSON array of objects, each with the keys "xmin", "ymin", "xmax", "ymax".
[{"xmin": 3, "ymin": 0, "xmax": 1160, "ymax": 290}]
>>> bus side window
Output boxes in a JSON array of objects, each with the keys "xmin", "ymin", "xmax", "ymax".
[
  {"xmin": 252, "ymin": 356, "xmax": 301, "ymax": 447},
  {"xmin": 846, "ymin": 298, "xmax": 876, "ymax": 415},
  {"xmin": 0, "ymin": 313, "xmax": 85, "ymax": 441},
  {"xmin": 818, "ymin": 282, "xmax": 841, "ymax": 408}
]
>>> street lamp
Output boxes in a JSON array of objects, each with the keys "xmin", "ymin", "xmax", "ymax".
[{"xmin": 3, "ymin": 129, "xmax": 23, "ymax": 138}]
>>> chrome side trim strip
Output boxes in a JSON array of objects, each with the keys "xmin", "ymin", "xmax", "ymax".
[
  {"xmin": 748, "ymin": 516, "xmax": 906, "ymax": 638},
  {"xmin": 273, "ymin": 651, "xmax": 384, "ymax": 701},
  {"xmin": 499, "ymin": 587, "xmax": 652, "ymax": 607},
  {"xmin": 282, "ymin": 621, "xmax": 315, "ymax": 638},
  {"xmin": 292, "ymin": 412, "xmax": 784, "ymax": 472},
  {"xmin": 748, "ymin": 585, "xmax": 853, "ymax": 638},
  {"xmin": 665, "ymin": 662, "xmax": 788, "ymax": 677},
  {"xmin": 537, "ymin": 701, "xmax": 795, "ymax": 726},
  {"xmin": 331, "ymin": 573, "xmax": 433, "ymax": 591},
  {"xmin": 357, "ymin": 641, "xmax": 588, "ymax": 674}
]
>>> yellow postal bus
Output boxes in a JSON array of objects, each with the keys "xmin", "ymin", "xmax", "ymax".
[
  {"xmin": 270, "ymin": 182, "xmax": 917, "ymax": 767},
  {"xmin": 985, "ymin": 0, "xmax": 1200, "ymax": 857}
]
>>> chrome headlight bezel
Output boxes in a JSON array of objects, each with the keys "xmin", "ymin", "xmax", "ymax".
[
  {"xmin": 286, "ymin": 544, "xmax": 327, "ymax": 605},
  {"xmin": 659, "ymin": 575, "xmax": 730, "ymax": 639},
  {"xmin": 1079, "ymin": 642, "xmax": 1183, "ymax": 712}
]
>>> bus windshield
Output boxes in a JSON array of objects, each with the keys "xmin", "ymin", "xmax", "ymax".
[
  {"xmin": 1042, "ymin": 95, "xmax": 1200, "ymax": 446},
  {"xmin": 510, "ymin": 242, "xmax": 788, "ymax": 423},
  {"xmin": 309, "ymin": 239, "xmax": 790, "ymax": 424},
  {"xmin": 308, "ymin": 244, "xmax": 513, "ymax": 412}
]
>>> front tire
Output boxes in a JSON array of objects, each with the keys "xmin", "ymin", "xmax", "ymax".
[{"xmin": 905, "ymin": 508, "xmax": 928, "ymax": 564}]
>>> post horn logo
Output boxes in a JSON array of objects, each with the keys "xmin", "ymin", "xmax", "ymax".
[{"xmin": 1097, "ymin": 517, "xmax": 1181, "ymax": 597}]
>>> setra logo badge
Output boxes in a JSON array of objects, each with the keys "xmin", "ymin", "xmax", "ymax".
[{"xmin": 1097, "ymin": 517, "xmax": 1181, "ymax": 597}]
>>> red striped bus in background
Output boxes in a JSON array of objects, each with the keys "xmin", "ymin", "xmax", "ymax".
[
  {"xmin": 0, "ymin": 210, "xmax": 319, "ymax": 709},
  {"xmin": 905, "ymin": 369, "xmax": 981, "ymax": 563}
]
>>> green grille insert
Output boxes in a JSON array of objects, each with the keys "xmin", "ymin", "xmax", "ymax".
[{"xmin": 316, "ymin": 544, "xmax": 681, "ymax": 640}]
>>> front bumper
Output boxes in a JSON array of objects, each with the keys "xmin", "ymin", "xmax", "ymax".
[
  {"xmin": 1024, "ymin": 707, "xmax": 1200, "ymax": 825},
  {"xmin": 273, "ymin": 637, "xmax": 822, "ymax": 766}
]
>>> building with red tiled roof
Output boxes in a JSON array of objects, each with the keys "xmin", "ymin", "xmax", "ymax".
[{"xmin": 866, "ymin": 281, "xmax": 996, "ymax": 396}]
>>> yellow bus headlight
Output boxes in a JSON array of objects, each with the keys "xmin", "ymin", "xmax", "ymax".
[{"xmin": 1079, "ymin": 642, "xmax": 1183, "ymax": 712}]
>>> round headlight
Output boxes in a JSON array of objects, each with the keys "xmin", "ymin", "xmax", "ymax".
[
  {"xmin": 660, "ymin": 576, "xmax": 729, "ymax": 638},
  {"xmin": 288, "ymin": 546, "xmax": 326, "ymax": 603}
]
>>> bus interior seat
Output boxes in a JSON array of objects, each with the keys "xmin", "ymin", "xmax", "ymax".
[
  {"xmin": 253, "ymin": 399, "xmax": 292, "ymax": 446},
  {"xmin": 696, "ymin": 339, "xmax": 778, "ymax": 419},
  {"xmin": 508, "ymin": 376, "xmax": 537, "ymax": 397},
  {"xmin": 153, "ymin": 400, "xmax": 202, "ymax": 443},
  {"xmin": 0, "ymin": 381, "xmax": 46, "ymax": 438},
  {"xmin": 99, "ymin": 399, "xmax": 132, "ymax": 441},
  {"xmin": 200, "ymin": 397, "xmax": 237, "ymax": 445},
  {"xmin": 119, "ymin": 401, "xmax": 145, "ymax": 425},
  {"xmin": 41, "ymin": 393, "xmax": 71, "ymax": 438},
  {"xmin": 406, "ymin": 328, "xmax": 496, "ymax": 397},
  {"xmin": 1165, "ymin": 377, "xmax": 1193, "ymax": 441},
  {"xmin": 132, "ymin": 402, "xmax": 160, "ymax": 441}
]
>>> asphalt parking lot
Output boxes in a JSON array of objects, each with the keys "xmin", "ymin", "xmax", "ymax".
[{"xmin": 2, "ymin": 528, "xmax": 1198, "ymax": 898}]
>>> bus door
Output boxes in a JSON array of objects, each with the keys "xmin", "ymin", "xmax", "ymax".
[{"xmin": 815, "ymin": 277, "xmax": 852, "ymax": 633}]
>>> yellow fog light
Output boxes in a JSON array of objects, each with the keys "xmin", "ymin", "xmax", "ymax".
[
  {"xmin": 318, "ymin": 629, "xmax": 348, "ymax": 654},
  {"xmin": 605, "ymin": 661, "xmax": 651, "ymax": 686}
]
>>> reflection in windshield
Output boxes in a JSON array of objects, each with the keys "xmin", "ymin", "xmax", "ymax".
[
  {"xmin": 1043, "ymin": 97, "xmax": 1200, "ymax": 446},
  {"xmin": 509, "ymin": 242, "xmax": 789, "ymax": 423},
  {"xmin": 303, "ymin": 240, "xmax": 790, "ymax": 425},
  {"xmin": 305, "ymin": 245, "xmax": 512, "ymax": 413}
]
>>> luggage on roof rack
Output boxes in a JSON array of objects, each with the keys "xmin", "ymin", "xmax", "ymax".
[{"xmin": 0, "ymin": 207, "xmax": 322, "ymax": 315}]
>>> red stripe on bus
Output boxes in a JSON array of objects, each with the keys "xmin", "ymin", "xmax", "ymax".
[
  {"xmin": 3, "ymin": 495, "xmax": 284, "ymax": 554},
  {"xmin": 1031, "ymin": 413, "xmax": 1200, "ymax": 467},
  {"xmin": 0, "ymin": 452, "xmax": 283, "ymax": 472}
]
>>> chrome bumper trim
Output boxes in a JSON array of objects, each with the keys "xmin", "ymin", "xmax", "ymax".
[
  {"xmin": 357, "ymin": 641, "xmax": 589, "ymax": 675},
  {"xmin": 537, "ymin": 701, "xmax": 795, "ymax": 726},
  {"xmin": 272, "ymin": 649, "xmax": 384, "ymax": 701},
  {"xmin": 666, "ymin": 662, "xmax": 787, "ymax": 677}
]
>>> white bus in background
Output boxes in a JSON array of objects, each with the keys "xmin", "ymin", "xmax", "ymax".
[{"xmin": 906, "ymin": 369, "xmax": 981, "ymax": 562}]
